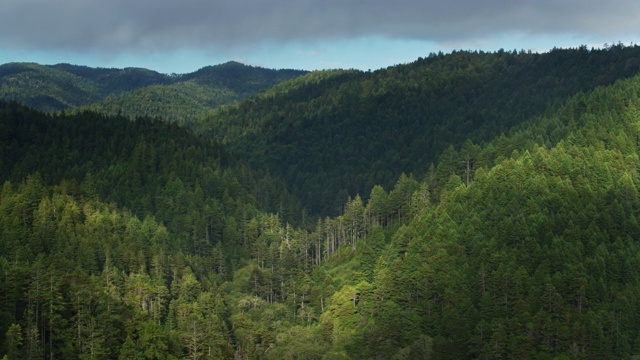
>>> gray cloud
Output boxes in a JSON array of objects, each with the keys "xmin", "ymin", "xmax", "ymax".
[{"xmin": 1, "ymin": 0, "xmax": 639, "ymax": 53}]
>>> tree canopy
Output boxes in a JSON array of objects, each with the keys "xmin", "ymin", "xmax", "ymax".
[{"xmin": 3, "ymin": 46, "xmax": 640, "ymax": 358}]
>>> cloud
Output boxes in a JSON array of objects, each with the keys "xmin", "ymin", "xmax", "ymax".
[{"xmin": 1, "ymin": 0, "xmax": 639, "ymax": 54}]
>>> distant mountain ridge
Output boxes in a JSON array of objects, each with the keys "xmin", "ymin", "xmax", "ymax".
[{"xmin": 0, "ymin": 61, "xmax": 307, "ymax": 121}]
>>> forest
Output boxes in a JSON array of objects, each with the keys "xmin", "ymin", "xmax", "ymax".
[
  {"xmin": 0, "ymin": 61, "xmax": 305, "ymax": 124},
  {"xmin": 201, "ymin": 45, "xmax": 640, "ymax": 215},
  {"xmin": 2, "ymin": 45, "xmax": 640, "ymax": 359}
]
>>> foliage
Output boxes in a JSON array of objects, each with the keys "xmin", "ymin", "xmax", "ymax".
[
  {"xmin": 0, "ymin": 61, "xmax": 306, "ymax": 124},
  {"xmin": 3, "ymin": 47, "xmax": 640, "ymax": 359},
  {"xmin": 203, "ymin": 45, "xmax": 640, "ymax": 215}
]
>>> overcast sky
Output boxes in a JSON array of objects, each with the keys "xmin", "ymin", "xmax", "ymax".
[{"xmin": 1, "ymin": 0, "xmax": 639, "ymax": 73}]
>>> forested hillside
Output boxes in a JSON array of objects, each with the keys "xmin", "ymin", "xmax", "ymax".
[
  {"xmin": 0, "ymin": 61, "xmax": 305, "ymax": 123},
  {"xmin": 3, "ymin": 47, "xmax": 640, "ymax": 359},
  {"xmin": 0, "ymin": 100, "xmax": 307, "ymax": 358},
  {"xmin": 0, "ymin": 63, "xmax": 172, "ymax": 111},
  {"xmin": 204, "ymin": 45, "xmax": 640, "ymax": 215}
]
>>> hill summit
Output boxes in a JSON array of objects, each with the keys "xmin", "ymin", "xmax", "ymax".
[{"xmin": 0, "ymin": 61, "xmax": 306, "ymax": 122}]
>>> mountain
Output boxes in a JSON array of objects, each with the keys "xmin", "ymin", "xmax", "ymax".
[
  {"xmin": 3, "ymin": 46, "xmax": 640, "ymax": 359},
  {"xmin": 0, "ymin": 61, "xmax": 306, "ymax": 122},
  {"xmin": 0, "ymin": 62, "xmax": 171, "ymax": 111},
  {"xmin": 307, "ymin": 73, "xmax": 640, "ymax": 358},
  {"xmin": 203, "ymin": 45, "xmax": 640, "ymax": 216},
  {"xmin": 181, "ymin": 61, "xmax": 306, "ymax": 97}
]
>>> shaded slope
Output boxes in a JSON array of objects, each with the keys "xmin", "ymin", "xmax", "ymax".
[
  {"xmin": 290, "ymin": 73, "xmax": 640, "ymax": 359},
  {"xmin": 204, "ymin": 45, "xmax": 640, "ymax": 215}
]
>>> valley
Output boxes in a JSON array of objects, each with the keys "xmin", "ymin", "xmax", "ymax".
[{"xmin": 2, "ymin": 45, "xmax": 640, "ymax": 359}]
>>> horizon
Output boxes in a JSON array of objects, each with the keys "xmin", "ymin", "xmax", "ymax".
[
  {"xmin": 0, "ymin": 42, "xmax": 622, "ymax": 76},
  {"xmin": 1, "ymin": 1, "xmax": 638, "ymax": 74}
]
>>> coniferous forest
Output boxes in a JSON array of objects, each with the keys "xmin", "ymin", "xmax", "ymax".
[{"xmin": 3, "ymin": 45, "xmax": 640, "ymax": 359}]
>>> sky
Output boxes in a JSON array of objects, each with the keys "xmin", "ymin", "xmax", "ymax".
[{"xmin": 0, "ymin": 0, "xmax": 639, "ymax": 74}]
